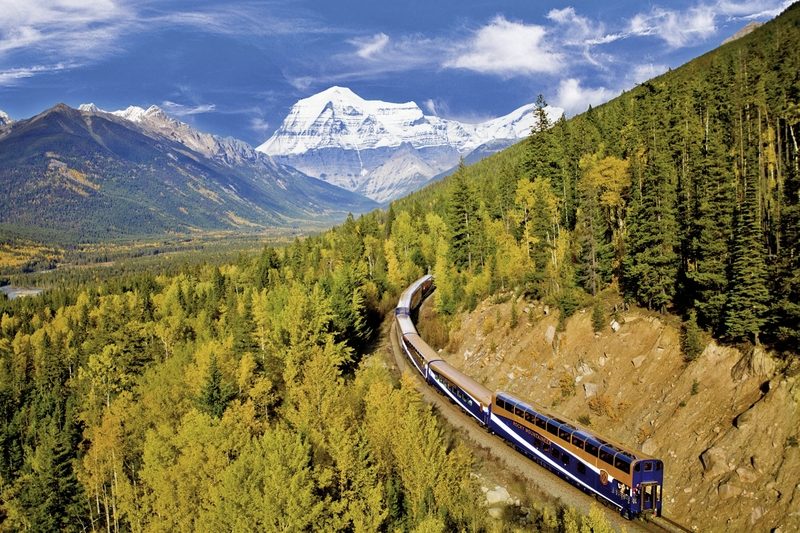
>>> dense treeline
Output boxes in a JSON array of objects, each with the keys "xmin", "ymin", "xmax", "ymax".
[
  {"xmin": 0, "ymin": 219, "xmax": 489, "ymax": 531},
  {"xmin": 0, "ymin": 216, "xmax": 618, "ymax": 531},
  {"xmin": 393, "ymin": 3, "xmax": 800, "ymax": 355}
]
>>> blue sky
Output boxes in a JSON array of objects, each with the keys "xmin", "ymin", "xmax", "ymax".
[{"xmin": 0, "ymin": 0, "xmax": 792, "ymax": 145}]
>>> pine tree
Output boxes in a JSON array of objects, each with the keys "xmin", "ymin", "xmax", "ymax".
[
  {"xmin": 445, "ymin": 164, "xmax": 479, "ymax": 271},
  {"xmin": 686, "ymin": 118, "xmax": 735, "ymax": 332},
  {"xmin": 623, "ymin": 144, "xmax": 679, "ymax": 312},
  {"xmin": 197, "ymin": 356, "xmax": 234, "ymax": 418},
  {"xmin": 724, "ymin": 151, "xmax": 770, "ymax": 343}
]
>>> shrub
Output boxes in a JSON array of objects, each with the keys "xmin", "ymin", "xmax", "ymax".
[
  {"xmin": 681, "ymin": 310, "xmax": 704, "ymax": 362},
  {"xmin": 591, "ymin": 302, "xmax": 605, "ymax": 333}
]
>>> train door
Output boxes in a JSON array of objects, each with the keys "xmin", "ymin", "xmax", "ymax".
[{"xmin": 639, "ymin": 483, "xmax": 659, "ymax": 514}]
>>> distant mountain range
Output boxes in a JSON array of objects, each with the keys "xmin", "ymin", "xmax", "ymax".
[
  {"xmin": 257, "ymin": 87, "xmax": 562, "ymax": 203},
  {"xmin": 0, "ymin": 103, "xmax": 377, "ymax": 241}
]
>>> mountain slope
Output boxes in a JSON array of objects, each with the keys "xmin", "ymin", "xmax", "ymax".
[
  {"xmin": 257, "ymin": 86, "xmax": 561, "ymax": 203},
  {"xmin": 0, "ymin": 104, "xmax": 377, "ymax": 241}
]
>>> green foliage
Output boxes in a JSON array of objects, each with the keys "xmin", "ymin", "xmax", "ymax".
[
  {"xmin": 682, "ymin": 310, "xmax": 705, "ymax": 362},
  {"xmin": 197, "ymin": 355, "xmax": 235, "ymax": 418},
  {"xmin": 591, "ymin": 302, "xmax": 605, "ymax": 333}
]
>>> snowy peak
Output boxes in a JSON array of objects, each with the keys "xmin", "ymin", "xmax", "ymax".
[
  {"xmin": 0, "ymin": 109, "xmax": 13, "ymax": 127},
  {"xmin": 259, "ymin": 86, "xmax": 430, "ymax": 155},
  {"xmin": 255, "ymin": 86, "xmax": 563, "ymax": 203},
  {"xmin": 257, "ymin": 86, "xmax": 561, "ymax": 157}
]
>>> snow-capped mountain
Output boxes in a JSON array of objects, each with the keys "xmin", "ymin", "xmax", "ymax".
[
  {"xmin": 0, "ymin": 109, "xmax": 13, "ymax": 127},
  {"xmin": 257, "ymin": 86, "xmax": 562, "ymax": 203}
]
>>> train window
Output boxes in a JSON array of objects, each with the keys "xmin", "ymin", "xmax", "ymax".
[
  {"xmin": 599, "ymin": 449, "xmax": 614, "ymax": 465},
  {"xmin": 644, "ymin": 462, "xmax": 653, "ymax": 472},
  {"xmin": 514, "ymin": 406, "xmax": 524, "ymax": 418},
  {"xmin": 562, "ymin": 452, "xmax": 570, "ymax": 465},
  {"xmin": 577, "ymin": 462, "xmax": 586, "ymax": 475},
  {"xmin": 614, "ymin": 457, "xmax": 631, "ymax": 474},
  {"xmin": 547, "ymin": 421, "xmax": 559, "ymax": 436},
  {"xmin": 535, "ymin": 416, "xmax": 547, "ymax": 429},
  {"xmin": 558, "ymin": 427, "xmax": 571, "ymax": 441},
  {"xmin": 496, "ymin": 398, "xmax": 506, "ymax": 410},
  {"xmin": 524, "ymin": 412, "xmax": 534, "ymax": 423},
  {"xmin": 585, "ymin": 442, "xmax": 598, "ymax": 456},
  {"xmin": 572, "ymin": 437, "xmax": 585, "ymax": 450},
  {"xmin": 634, "ymin": 463, "xmax": 641, "ymax": 472},
  {"xmin": 542, "ymin": 442, "xmax": 550, "ymax": 452},
  {"xmin": 656, "ymin": 461, "xmax": 663, "ymax": 471}
]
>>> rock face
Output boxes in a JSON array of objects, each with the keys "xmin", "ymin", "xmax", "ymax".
[{"xmin": 257, "ymin": 86, "xmax": 563, "ymax": 202}]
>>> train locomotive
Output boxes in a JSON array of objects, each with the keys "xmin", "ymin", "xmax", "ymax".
[{"xmin": 394, "ymin": 275, "xmax": 663, "ymax": 519}]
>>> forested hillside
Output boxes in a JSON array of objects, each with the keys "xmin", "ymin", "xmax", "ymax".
[
  {"xmin": 1, "ymin": 4, "xmax": 798, "ymax": 531},
  {"xmin": 393, "ymin": 3, "xmax": 800, "ymax": 354}
]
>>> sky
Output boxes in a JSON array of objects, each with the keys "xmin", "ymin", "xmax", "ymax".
[{"xmin": 0, "ymin": 0, "xmax": 793, "ymax": 145}]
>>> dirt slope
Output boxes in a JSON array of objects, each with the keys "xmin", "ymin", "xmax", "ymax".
[{"xmin": 432, "ymin": 293, "xmax": 799, "ymax": 532}]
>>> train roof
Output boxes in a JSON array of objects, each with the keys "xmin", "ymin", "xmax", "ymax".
[
  {"xmin": 403, "ymin": 332, "xmax": 441, "ymax": 364},
  {"xmin": 397, "ymin": 274, "xmax": 433, "ymax": 310},
  {"xmin": 396, "ymin": 314, "xmax": 418, "ymax": 336},
  {"xmin": 495, "ymin": 391, "xmax": 654, "ymax": 462},
  {"xmin": 429, "ymin": 360, "xmax": 493, "ymax": 406}
]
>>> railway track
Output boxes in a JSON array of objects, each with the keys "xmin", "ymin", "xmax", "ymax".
[{"xmin": 386, "ymin": 319, "xmax": 694, "ymax": 533}]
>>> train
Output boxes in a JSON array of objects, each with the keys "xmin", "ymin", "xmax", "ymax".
[{"xmin": 394, "ymin": 274, "xmax": 663, "ymax": 519}]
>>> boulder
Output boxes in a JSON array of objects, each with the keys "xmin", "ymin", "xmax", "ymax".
[
  {"xmin": 736, "ymin": 467, "xmax": 759, "ymax": 484},
  {"xmin": 485, "ymin": 486, "xmax": 512, "ymax": 506},
  {"xmin": 583, "ymin": 382, "xmax": 600, "ymax": 398},
  {"xmin": 545, "ymin": 325, "xmax": 556, "ymax": 345},
  {"xmin": 718, "ymin": 481, "xmax": 743, "ymax": 500},
  {"xmin": 641, "ymin": 438, "xmax": 658, "ymax": 455},
  {"xmin": 701, "ymin": 447, "xmax": 731, "ymax": 478},
  {"xmin": 632, "ymin": 355, "xmax": 646, "ymax": 368},
  {"xmin": 610, "ymin": 320, "xmax": 621, "ymax": 332},
  {"xmin": 750, "ymin": 506, "xmax": 764, "ymax": 524}
]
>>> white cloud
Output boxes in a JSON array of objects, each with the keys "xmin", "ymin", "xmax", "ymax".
[
  {"xmin": 0, "ymin": 0, "xmax": 132, "ymax": 57},
  {"xmin": 160, "ymin": 101, "xmax": 216, "ymax": 116},
  {"xmin": 445, "ymin": 16, "xmax": 563, "ymax": 76},
  {"xmin": 715, "ymin": 0, "xmax": 793, "ymax": 18},
  {"xmin": 555, "ymin": 78, "xmax": 616, "ymax": 115},
  {"xmin": 628, "ymin": 5, "xmax": 717, "ymax": 47},
  {"xmin": 423, "ymin": 98, "xmax": 438, "ymax": 115},
  {"xmin": 249, "ymin": 117, "xmax": 270, "ymax": 137},
  {"xmin": 0, "ymin": 62, "xmax": 73, "ymax": 85},
  {"xmin": 350, "ymin": 33, "xmax": 390, "ymax": 60}
]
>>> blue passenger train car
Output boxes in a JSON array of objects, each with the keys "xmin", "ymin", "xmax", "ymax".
[
  {"xmin": 427, "ymin": 360, "xmax": 491, "ymax": 425},
  {"xmin": 489, "ymin": 392, "xmax": 662, "ymax": 518}
]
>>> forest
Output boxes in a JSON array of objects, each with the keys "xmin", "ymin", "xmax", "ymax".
[{"xmin": 1, "ymin": 4, "xmax": 798, "ymax": 531}]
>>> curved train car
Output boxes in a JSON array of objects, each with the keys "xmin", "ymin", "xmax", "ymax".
[
  {"xmin": 490, "ymin": 392, "xmax": 662, "ymax": 518},
  {"xmin": 394, "ymin": 275, "xmax": 664, "ymax": 520}
]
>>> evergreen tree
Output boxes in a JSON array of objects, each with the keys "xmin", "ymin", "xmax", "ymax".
[
  {"xmin": 623, "ymin": 146, "xmax": 680, "ymax": 312},
  {"xmin": 445, "ymin": 164, "xmax": 479, "ymax": 271},
  {"xmin": 197, "ymin": 356, "xmax": 234, "ymax": 418},
  {"xmin": 724, "ymin": 152, "xmax": 770, "ymax": 343},
  {"xmin": 686, "ymin": 118, "xmax": 735, "ymax": 332}
]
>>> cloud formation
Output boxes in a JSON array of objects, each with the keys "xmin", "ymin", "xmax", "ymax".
[
  {"xmin": 555, "ymin": 78, "xmax": 616, "ymax": 115},
  {"xmin": 445, "ymin": 16, "xmax": 563, "ymax": 76},
  {"xmin": 160, "ymin": 101, "xmax": 216, "ymax": 116},
  {"xmin": 351, "ymin": 33, "xmax": 390, "ymax": 60},
  {"xmin": 0, "ymin": 62, "xmax": 74, "ymax": 86},
  {"xmin": 629, "ymin": 6, "xmax": 717, "ymax": 48}
]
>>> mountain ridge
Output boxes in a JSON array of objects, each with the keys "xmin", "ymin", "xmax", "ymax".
[
  {"xmin": 257, "ymin": 86, "xmax": 561, "ymax": 202},
  {"xmin": 0, "ymin": 103, "xmax": 377, "ymax": 241}
]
